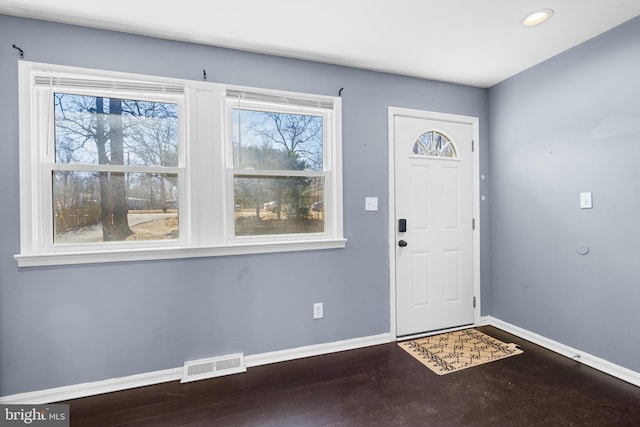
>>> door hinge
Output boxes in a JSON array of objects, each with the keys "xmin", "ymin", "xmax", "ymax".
[
  {"xmin": 472, "ymin": 218, "xmax": 476, "ymax": 230},
  {"xmin": 473, "ymin": 296, "xmax": 477, "ymax": 308},
  {"xmin": 471, "ymin": 140, "xmax": 475, "ymax": 152}
]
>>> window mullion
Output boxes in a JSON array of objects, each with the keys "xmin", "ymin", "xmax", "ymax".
[{"xmin": 188, "ymin": 84, "xmax": 226, "ymax": 246}]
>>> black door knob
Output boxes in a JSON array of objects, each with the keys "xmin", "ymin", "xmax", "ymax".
[{"xmin": 398, "ymin": 240, "xmax": 408, "ymax": 247}]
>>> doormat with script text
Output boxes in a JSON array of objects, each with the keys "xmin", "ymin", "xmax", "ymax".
[{"xmin": 398, "ymin": 329, "xmax": 523, "ymax": 375}]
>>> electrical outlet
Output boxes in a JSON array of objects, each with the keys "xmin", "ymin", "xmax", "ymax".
[{"xmin": 313, "ymin": 302, "xmax": 323, "ymax": 319}]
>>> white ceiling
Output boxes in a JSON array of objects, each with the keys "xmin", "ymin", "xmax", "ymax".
[{"xmin": 2, "ymin": 0, "xmax": 640, "ymax": 88}]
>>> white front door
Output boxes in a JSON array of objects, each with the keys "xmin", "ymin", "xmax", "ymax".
[{"xmin": 393, "ymin": 112, "xmax": 475, "ymax": 336}]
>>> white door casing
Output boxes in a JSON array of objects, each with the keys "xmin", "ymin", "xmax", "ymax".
[{"xmin": 388, "ymin": 107, "xmax": 480, "ymax": 338}]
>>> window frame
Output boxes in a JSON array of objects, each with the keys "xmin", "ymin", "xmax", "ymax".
[
  {"xmin": 411, "ymin": 130, "xmax": 459, "ymax": 159},
  {"xmin": 15, "ymin": 62, "xmax": 345, "ymax": 267},
  {"xmin": 225, "ymin": 97, "xmax": 337, "ymax": 244},
  {"xmin": 46, "ymin": 88, "xmax": 186, "ymax": 252}
]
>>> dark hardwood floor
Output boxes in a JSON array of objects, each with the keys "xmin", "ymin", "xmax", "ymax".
[{"xmin": 65, "ymin": 326, "xmax": 640, "ymax": 426}]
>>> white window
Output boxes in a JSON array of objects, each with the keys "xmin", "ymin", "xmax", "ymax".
[
  {"xmin": 226, "ymin": 91, "xmax": 341, "ymax": 242},
  {"xmin": 411, "ymin": 131, "xmax": 458, "ymax": 159},
  {"xmin": 16, "ymin": 62, "xmax": 345, "ymax": 267}
]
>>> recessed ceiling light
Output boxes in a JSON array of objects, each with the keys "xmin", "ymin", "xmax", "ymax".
[{"xmin": 523, "ymin": 8, "xmax": 554, "ymax": 27}]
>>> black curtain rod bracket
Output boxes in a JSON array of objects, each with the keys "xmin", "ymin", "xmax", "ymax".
[{"xmin": 12, "ymin": 44, "xmax": 24, "ymax": 59}]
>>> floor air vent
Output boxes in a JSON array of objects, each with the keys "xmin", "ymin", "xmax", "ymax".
[{"xmin": 181, "ymin": 353, "xmax": 246, "ymax": 383}]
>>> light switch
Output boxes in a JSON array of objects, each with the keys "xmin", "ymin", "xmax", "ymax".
[
  {"xmin": 580, "ymin": 192, "xmax": 592, "ymax": 209},
  {"xmin": 365, "ymin": 197, "xmax": 378, "ymax": 211}
]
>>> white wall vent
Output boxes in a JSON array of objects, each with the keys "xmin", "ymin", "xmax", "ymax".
[{"xmin": 180, "ymin": 353, "xmax": 246, "ymax": 383}]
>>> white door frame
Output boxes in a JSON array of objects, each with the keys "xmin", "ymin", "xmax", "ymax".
[{"xmin": 388, "ymin": 106, "xmax": 481, "ymax": 339}]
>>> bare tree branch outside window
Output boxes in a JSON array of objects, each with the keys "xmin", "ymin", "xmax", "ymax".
[{"xmin": 232, "ymin": 109, "xmax": 325, "ymax": 236}]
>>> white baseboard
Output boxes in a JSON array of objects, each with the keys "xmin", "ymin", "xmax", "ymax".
[
  {"xmin": 4, "ymin": 319, "xmax": 637, "ymax": 405},
  {"xmin": 0, "ymin": 367, "xmax": 183, "ymax": 405},
  {"xmin": 0, "ymin": 333, "xmax": 392, "ymax": 405},
  {"xmin": 245, "ymin": 333, "xmax": 391, "ymax": 367},
  {"xmin": 481, "ymin": 316, "xmax": 640, "ymax": 387}
]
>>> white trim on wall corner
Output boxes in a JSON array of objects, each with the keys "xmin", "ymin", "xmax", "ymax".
[
  {"xmin": 0, "ymin": 333, "xmax": 392, "ymax": 405},
  {"xmin": 481, "ymin": 316, "xmax": 640, "ymax": 388}
]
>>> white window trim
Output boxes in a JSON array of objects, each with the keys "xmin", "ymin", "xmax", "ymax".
[
  {"xmin": 15, "ymin": 62, "xmax": 345, "ymax": 267},
  {"xmin": 224, "ymin": 96, "xmax": 341, "ymax": 245}
]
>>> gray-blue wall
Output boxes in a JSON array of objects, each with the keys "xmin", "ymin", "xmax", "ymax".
[
  {"xmin": 0, "ymin": 15, "xmax": 489, "ymax": 396},
  {"xmin": 489, "ymin": 16, "xmax": 640, "ymax": 372}
]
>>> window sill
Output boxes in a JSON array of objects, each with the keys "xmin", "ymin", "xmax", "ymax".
[{"xmin": 14, "ymin": 238, "xmax": 348, "ymax": 267}]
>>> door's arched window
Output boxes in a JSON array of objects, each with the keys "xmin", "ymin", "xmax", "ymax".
[{"xmin": 411, "ymin": 131, "xmax": 458, "ymax": 159}]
